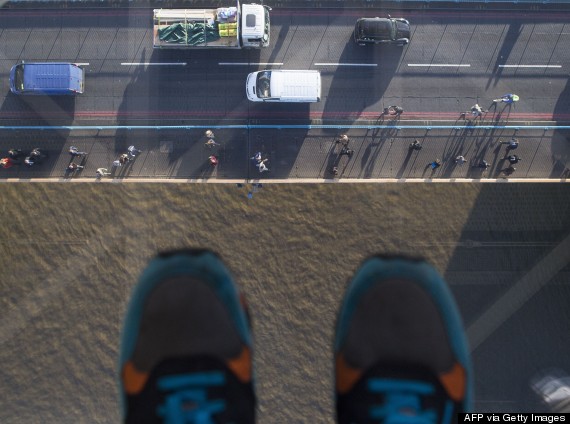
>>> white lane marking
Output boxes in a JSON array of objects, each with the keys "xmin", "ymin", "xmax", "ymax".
[
  {"xmin": 499, "ymin": 64, "xmax": 562, "ymax": 68},
  {"xmin": 121, "ymin": 62, "xmax": 187, "ymax": 66},
  {"xmin": 408, "ymin": 64, "xmax": 470, "ymax": 67},
  {"xmin": 314, "ymin": 63, "xmax": 377, "ymax": 67},
  {"xmin": 218, "ymin": 62, "xmax": 284, "ymax": 66}
]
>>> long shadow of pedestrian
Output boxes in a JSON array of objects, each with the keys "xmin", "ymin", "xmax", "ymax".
[
  {"xmin": 361, "ymin": 121, "xmax": 397, "ymax": 178},
  {"xmin": 395, "ymin": 146, "xmax": 415, "ymax": 179}
]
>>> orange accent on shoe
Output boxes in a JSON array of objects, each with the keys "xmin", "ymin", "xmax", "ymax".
[
  {"xmin": 227, "ymin": 346, "xmax": 252, "ymax": 383},
  {"xmin": 335, "ymin": 353, "xmax": 363, "ymax": 395},
  {"xmin": 439, "ymin": 362, "xmax": 466, "ymax": 401},
  {"xmin": 122, "ymin": 361, "xmax": 150, "ymax": 395}
]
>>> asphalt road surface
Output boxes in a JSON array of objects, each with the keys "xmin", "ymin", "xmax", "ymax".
[{"xmin": 0, "ymin": 7, "xmax": 569, "ymax": 180}]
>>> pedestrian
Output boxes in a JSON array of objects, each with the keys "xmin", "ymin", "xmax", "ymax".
[
  {"xmin": 1, "ymin": 157, "xmax": 14, "ymax": 168},
  {"xmin": 340, "ymin": 146, "xmax": 354, "ymax": 157},
  {"xmin": 250, "ymin": 152, "xmax": 262, "ymax": 163},
  {"xmin": 257, "ymin": 159, "xmax": 269, "ymax": 173},
  {"xmin": 69, "ymin": 146, "xmax": 87, "ymax": 157},
  {"xmin": 209, "ymin": 155, "xmax": 218, "ymax": 167},
  {"xmin": 499, "ymin": 138, "xmax": 519, "ymax": 150},
  {"xmin": 430, "ymin": 159, "xmax": 442, "ymax": 170},
  {"xmin": 336, "ymin": 134, "xmax": 349, "ymax": 146},
  {"xmin": 470, "ymin": 104, "xmax": 484, "ymax": 119},
  {"xmin": 204, "ymin": 139, "xmax": 220, "ymax": 149},
  {"xmin": 494, "ymin": 93, "xmax": 519, "ymax": 104},
  {"xmin": 506, "ymin": 139, "xmax": 519, "ymax": 151},
  {"xmin": 455, "ymin": 155, "xmax": 466, "ymax": 165},
  {"xmin": 474, "ymin": 160, "xmax": 490, "ymax": 170},
  {"xmin": 507, "ymin": 155, "xmax": 521, "ymax": 164},
  {"xmin": 24, "ymin": 149, "xmax": 43, "ymax": 166},
  {"xmin": 112, "ymin": 160, "xmax": 122, "ymax": 167},
  {"xmin": 67, "ymin": 162, "xmax": 84, "ymax": 172},
  {"xmin": 127, "ymin": 145, "xmax": 142, "ymax": 158},
  {"xmin": 501, "ymin": 165, "xmax": 516, "ymax": 176},
  {"xmin": 205, "ymin": 130, "xmax": 215, "ymax": 139},
  {"xmin": 388, "ymin": 105, "xmax": 404, "ymax": 116},
  {"xmin": 96, "ymin": 168, "xmax": 111, "ymax": 178},
  {"xmin": 8, "ymin": 149, "xmax": 23, "ymax": 159},
  {"xmin": 409, "ymin": 139, "xmax": 422, "ymax": 151},
  {"xmin": 119, "ymin": 154, "xmax": 130, "ymax": 165},
  {"xmin": 331, "ymin": 166, "xmax": 339, "ymax": 176}
]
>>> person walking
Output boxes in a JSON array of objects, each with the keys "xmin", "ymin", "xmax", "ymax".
[
  {"xmin": 257, "ymin": 158, "xmax": 269, "ymax": 173},
  {"xmin": 67, "ymin": 162, "xmax": 84, "ymax": 173},
  {"xmin": 470, "ymin": 104, "xmax": 484, "ymax": 119},
  {"xmin": 494, "ymin": 93, "xmax": 519, "ymax": 104},
  {"xmin": 507, "ymin": 155, "xmax": 521, "ymax": 165},
  {"xmin": 119, "ymin": 154, "xmax": 130, "ymax": 165},
  {"xmin": 8, "ymin": 149, "xmax": 24, "ymax": 160},
  {"xmin": 386, "ymin": 105, "xmax": 404, "ymax": 116},
  {"xmin": 127, "ymin": 145, "xmax": 142, "ymax": 158},
  {"xmin": 499, "ymin": 138, "xmax": 519, "ymax": 151},
  {"xmin": 204, "ymin": 139, "xmax": 220, "ymax": 149},
  {"xmin": 340, "ymin": 146, "xmax": 354, "ymax": 158},
  {"xmin": 205, "ymin": 129, "xmax": 215, "ymax": 139},
  {"xmin": 409, "ymin": 139, "xmax": 422, "ymax": 151},
  {"xmin": 455, "ymin": 155, "xmax": 466, "ymax": 165},
  {"xmin": 474, "ymin": 160, "xmax": 490, "ymax": 170},
  {"xmin": 336, "ymin": 134, "xmax": 350, "ymax": 146},
  {"xmin": 209, "ymin": 155, "xmax": 218, "ymax": 167},
  {"xmin": 250, "ymin": 152, "xmax": 262, "ymax": 163},
  {"xmin": 96, "ymin": 168, "xmax": 111, "ymax": 178},
  {"xmin": 430, "ymin": 159, "xmax": 442, "ymax": 170},
  {"xmin": 1, "ymin": 157, "xmax": 14, "ymax": 168},
  {"xmin": 69, "ymin": 146, "xmax": 87, "ymax": 157}
]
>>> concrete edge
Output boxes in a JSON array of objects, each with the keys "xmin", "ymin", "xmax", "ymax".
[{"xmin": 0, "ymin": 178, "xmax": 568, "ymax": 183}]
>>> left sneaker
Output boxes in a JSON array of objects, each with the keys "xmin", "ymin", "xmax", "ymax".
[{"xmin": 118, "ymin": 249, "xmax": 255, "ymax": 423}]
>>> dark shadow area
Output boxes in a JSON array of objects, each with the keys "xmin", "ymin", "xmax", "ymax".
[
  {"xmin": 486, "ymin": 22, "xmax": 522, "ymax": 90},
  {"xmin": 444, "ymin": 184, "xmax": 570, "ymax": 412},
  {"xmin": 322, "ymin": 38, "xmax": 403, "ymax": 123},
  {"xmin": 0, "ymin": 93, "xmax": 75, "ymax": 178}
]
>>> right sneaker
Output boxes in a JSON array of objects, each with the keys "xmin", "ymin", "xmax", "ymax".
[
  {"xmin": 335, "ymin": 255, "xmax": 473, "ymax": 423},
  {"xmin": 118, "ymin": 249, "xmax": 255, "ymax": 423}
]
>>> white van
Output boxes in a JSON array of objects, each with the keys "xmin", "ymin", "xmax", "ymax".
[{"xmin": 246, "ymin": 70, "xmax": 321, "ymax": 102}]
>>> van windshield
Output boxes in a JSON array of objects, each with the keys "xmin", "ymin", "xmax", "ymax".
[
  {"xmin": 256, "ymin": 71, "xmax": 271, "ymax": 99},
  {"xmin": 14, "ymin": 64, "xmax": 25, "ymax": 92}
]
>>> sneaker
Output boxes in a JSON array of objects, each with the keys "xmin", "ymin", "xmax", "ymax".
[
  {"xmin": 118, "ymin": 249, "xmax": 255, "ymax": 423},
  {"xmin": 335, "ymin": 255, "xmax": 473, "ymax": 423}
]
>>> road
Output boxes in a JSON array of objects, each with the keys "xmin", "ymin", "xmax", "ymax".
[
  {"xmin": 0, "ymin": 8, "xmax": 569, "ymax": 180},
  {"xmin": 0, "ymin": 8, "xmax": 569, "ymax": 124}
]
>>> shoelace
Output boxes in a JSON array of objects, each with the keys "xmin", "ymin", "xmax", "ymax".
[
  {"xmin": 157, "ymin": 371, "xmax": 226, "ymax": 424},
  {"xmin": 367, "ymin": 378, "xmax": 451, "ymax": 424}
]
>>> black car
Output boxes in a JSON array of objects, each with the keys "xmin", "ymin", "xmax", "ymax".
[{"xmin": 354, "ymin": 16, "xmax": 411, "ymax": 46}]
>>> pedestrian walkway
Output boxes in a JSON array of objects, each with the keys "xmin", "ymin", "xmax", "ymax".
[{"xmin": 0, "ymin": 123, "xmax": 568, "ymax": 181}]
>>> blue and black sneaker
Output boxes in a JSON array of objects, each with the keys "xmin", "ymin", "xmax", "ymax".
[
  {"xmin": 118, "ymin": 249, "xmax": 255, "ymax": 423},
  {"xmin": 335, "ymin": 255, "xmax": 473, "ymax": 423}
]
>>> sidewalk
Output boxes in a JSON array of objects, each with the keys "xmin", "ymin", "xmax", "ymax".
[{"xmin": 0, "ymin": 122, "xmax": 568, "ymax": 181}]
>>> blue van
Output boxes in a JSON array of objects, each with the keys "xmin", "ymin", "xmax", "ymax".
[{"xmin": 9, "ymin": 62, "xmax": 84, "ymax": 95}]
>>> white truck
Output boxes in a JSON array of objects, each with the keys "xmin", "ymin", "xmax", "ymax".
[{"xmin": 153, "ymin": 1, "xmax": 270, "ymax": 49}]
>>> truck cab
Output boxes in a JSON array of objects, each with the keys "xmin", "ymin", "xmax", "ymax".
[{"xmin": 240, "ymin": 3, "xmax": 270, "ymax": 48}]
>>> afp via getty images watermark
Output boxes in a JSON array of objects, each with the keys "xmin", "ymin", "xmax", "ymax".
[{"xmin": 459, "ymin": 414, "xmax": 569, "ymax": 423}]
